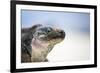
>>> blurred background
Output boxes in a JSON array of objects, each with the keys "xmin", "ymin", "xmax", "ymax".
[{"xmin": 21, "ymin": 10, "xmax": 90, "ymax": 62}]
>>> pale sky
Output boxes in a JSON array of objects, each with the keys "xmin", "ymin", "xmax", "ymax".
[{"xmin": 21, "ymin": 10, "xmax": 90, "ymax": 34}]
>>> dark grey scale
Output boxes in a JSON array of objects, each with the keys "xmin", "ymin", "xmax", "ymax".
[
  {"xmin": 21, "ymin": 25, "xmax": 41, "ymax": 62},
  {"xmin": 21, "ymin": 33, "xmax": 33, "ymax": 62}
]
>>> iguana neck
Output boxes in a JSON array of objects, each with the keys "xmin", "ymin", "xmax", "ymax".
[{"xmin": 31, "ymin": 39, "xmax": 53, "ymax": 62}]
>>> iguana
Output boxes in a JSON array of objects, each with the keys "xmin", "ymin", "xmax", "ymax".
[{"xmin": 21, "ymin": 24, "xmax": 65, "ymax": 63}]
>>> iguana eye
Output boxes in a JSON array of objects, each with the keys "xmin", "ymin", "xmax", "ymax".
[{"xmin": 38, "ymin": 32, "xmax": 46, "ymax": 35}]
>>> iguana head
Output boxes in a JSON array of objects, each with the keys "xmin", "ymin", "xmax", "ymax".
[{"xmin": 32, "ymin": 25, "xmax": 65, "ymax": 45}]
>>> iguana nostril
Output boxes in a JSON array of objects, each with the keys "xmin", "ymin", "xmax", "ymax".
[
  {"xmin": 59, "ymin": 30, "xmax": 65, "ymax": 38},
  {"xmin": 60, "ymin": 30, "xmax": 63, "ymax": 34}
]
